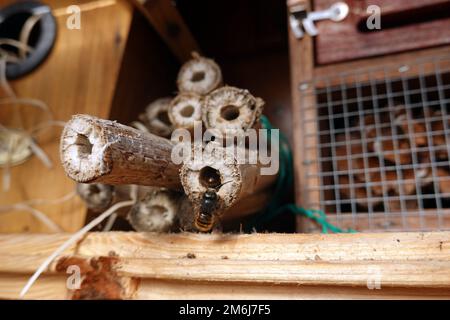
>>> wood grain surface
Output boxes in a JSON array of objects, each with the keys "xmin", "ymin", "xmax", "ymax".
[
  {"xmin": 0, "ymin": 0, "xmax": 133, "ymax": 232},
  {"xmin": 0, "ymin": 231, "xmax": 449, "ymax": 299}
]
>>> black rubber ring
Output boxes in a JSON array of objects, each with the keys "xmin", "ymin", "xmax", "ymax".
[{"xmin": 0, "ymin": 1, "xmax": 57, "ymax": 79}]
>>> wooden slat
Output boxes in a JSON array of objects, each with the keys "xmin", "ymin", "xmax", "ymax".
[
  {"xmin": 287, "ymin": 0, "xmax": 321, "ymax": 232},
  {"xmin": 118, "ymin": 258, "xmax": 450, "ymax": 287},
  {"xmin": 0, "ymin": 274, "xmax": 68, "ymax": 300},
  {"xmin": 2, "ymin": 231, "xmax": 450, "ymax": 265},
  {"xmin": 0, "ymin": 231, "xmax": 450, "ymax": 299},
  {"xmin": 1, "ymin": 275, "xmax": 449, "ymax": 300},
  {"xmin": 130, "ymin": 0, "xmax": 200, "ymax": 62},
  {"xmin": 135, "ymin": 278, "xmax": 450, "ymax": 300}
]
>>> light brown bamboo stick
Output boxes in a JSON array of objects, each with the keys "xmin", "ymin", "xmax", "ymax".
[{"xmin": 60, "ymin": 114, "xmax": 181, "ymax": 189}]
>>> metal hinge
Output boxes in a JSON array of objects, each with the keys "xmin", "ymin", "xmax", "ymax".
[{"xmin": 289, "ymin": 2, "xmax": 349, "ymax": 39}]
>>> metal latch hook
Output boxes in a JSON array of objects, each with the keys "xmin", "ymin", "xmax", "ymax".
[{"xmin": 289, "ymin": 2, "xmax": 349, "ymax": 38}]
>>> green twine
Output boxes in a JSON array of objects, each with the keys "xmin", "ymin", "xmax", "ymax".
[
  {"xmin": 247, "ymin": 116, "xmax": 356, "ymax": 234},
  {"xmin": 277, "ymin": 204, "xmax": 356, "ymax": 234}
]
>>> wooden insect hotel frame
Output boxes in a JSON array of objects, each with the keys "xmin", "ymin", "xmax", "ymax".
[
  {"xmin": 291, "ymin": 1, "xmax": 450, "ymax": 234},
  {"xmin": 1, "ymin": 0, "xmax": 450, "ymax": 300}
]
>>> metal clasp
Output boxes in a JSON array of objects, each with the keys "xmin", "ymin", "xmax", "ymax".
[{"xmin": 289, "ymin": 2, "xmax": 349, "ymax": 39}]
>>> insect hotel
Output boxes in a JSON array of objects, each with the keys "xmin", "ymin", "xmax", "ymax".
[{"xmin": 0, "ymin": 0, "xmax": 450, "ymax": 299}]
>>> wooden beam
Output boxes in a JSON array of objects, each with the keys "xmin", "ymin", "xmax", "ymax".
[
  {"xmin": 287, "ymin": 0, "xmax": 319, "ymax": 232},
  {"xmin": 1, "ymin": 231, "xmax": 450, "ymax": 299},
  {"xmin": 130, "ymin": 0, "xmax": 201, "ymax": 62}
]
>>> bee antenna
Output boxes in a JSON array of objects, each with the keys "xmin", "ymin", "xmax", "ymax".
[{"xmin": 218, "ymin": 180, "xmax": 233, "ymax": 188}]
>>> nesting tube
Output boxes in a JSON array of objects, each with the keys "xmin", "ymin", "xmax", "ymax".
[
  {"xmin": 202, "ymin": 86, "xmax": 264, "ymax": 136},
  {"xmin": 177, "ymin": 53, "xmax": 222, "ymax": 95},
  {"xmin": 180, "ymin": 143, "xmax": 277, "ymax": 226},
  {"xmin": 139, "ymin": 97, "xmax": 173, "ymax": 138},
  {"xmin": 128, "ymin": 189, "xmax": 181, "ymax": 232},
  {"xmin": 60, "ymin": 114, "xmax": 181, "ymax": 189},
  {"xmin": 168, "ymin": 92, "xmax": 203, "ymax": 131}
]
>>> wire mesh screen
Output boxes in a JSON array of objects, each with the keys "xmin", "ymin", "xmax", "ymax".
[{"xmin": 299, "ymin": 55, "xmax": 450, "ymax": 232}]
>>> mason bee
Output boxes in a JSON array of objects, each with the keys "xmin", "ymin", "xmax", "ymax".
[{"xmin": 194, "ymin": 181, "xmax": 232, "ymax": 232}]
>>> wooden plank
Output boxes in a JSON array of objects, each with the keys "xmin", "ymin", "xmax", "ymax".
[
  {"xmin": 130, "ymin": 0, "xmax": 200, "ymax": 62},
  {"xmin": 1, "ymin": 274, "xmax": 449, "ymax": 300},
  {"xmin": 287, "ymin": 0, "xmax": 321, "ymax": 232},
  {"xmin": 314, "ymin": 46, "xmax": 450, "ymax": 88},
  {"xmin": 0, "ymin": 274, "xmax": 68, "ymax": 300},
  {"xmin": 0, "ymin": 0, "xmax": 133, "ymax": 233},
  {"xmin": 118, "ymin": 258, "xmax": 450, "ymax": 287},
  {"xmin": 135, "ymin": 279, "xmax": 450, "ymax": 300},
  {"xmin": 2, "ymin": 231, "xmax": 450, "ymax": 264},
  {"xmin": 0, "ymin": 231, "xmax": 450, "ymax": 299},
  {"xmin": 314, "ymin": 0, "xmax": 450, "ymax": 64}
]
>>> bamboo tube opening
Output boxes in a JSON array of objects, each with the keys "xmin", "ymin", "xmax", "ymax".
[
  {"xmin": 190, "ymin": 71, "xmax": 205, "ymax": 82},
  {"xmin": 181, "ymin": 144, "xmax": 241, "ymax": 209},
  {"xmin": 199, "ymin": 166, "xmax": 222, "ymax": 188},
  {"xmin": 220, "ymin": 105, "xmax": 240, "ymax": 121},
  {"xmin": 74, "ymin": 133, "xmax": 93, "ymax": 157},
  {"xmin": 139, "ymin": 97, "xmax": 174, "ymax": 138},
  {"xmin": 203, "ymin": 86, "xmax": 264, "ymax": 135},
  {"xmin": 61, "ymin": 116, "xmax": 111, "ymax": 182},
  {"xmin": 181, "ymin": 143, "xmax": 277, "ymax": 229},
  {"xmin": 169, "ymin": 93, "xmax": 202, "ymax": 130},
  {"xmin": 177, "ymin": 54, "xmax": 222, "ymax": 95},
  {"xmin": 180, "ymin": 105, "xmax": 195, "ymax": 117}
]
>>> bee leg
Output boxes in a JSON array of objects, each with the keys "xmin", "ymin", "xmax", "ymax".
[{"xmin": 211, "ymin": 220, "xmax": 223, "ymax": 233}]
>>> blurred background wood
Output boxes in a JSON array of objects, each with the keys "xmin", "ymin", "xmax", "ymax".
[
  {"xmin": 0, "ymin": 0, "xmax": 134, "ymax": 232},
  {"xmin": 129, "ymin": 0, "xmax": 200, "ymax": 62},
  {"xmin": 315, "ymin": 0, "xmax": 450, "ymax": 64}
]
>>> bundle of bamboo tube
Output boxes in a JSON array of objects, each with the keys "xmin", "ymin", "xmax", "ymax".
[
  {"xmin": 61, "ymin": 53, "xmax": 278, "ymax": 232},
  {"xmin": 335, "ymin": 104, "xmax": 449, "ymax": 210}
]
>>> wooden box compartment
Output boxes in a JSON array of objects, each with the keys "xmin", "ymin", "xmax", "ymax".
[
  {"xmin": 299, "ymin": 56, "xmax": 450, "ymax": 232},
  {"xmin": 289, "ymin": 0, "xmax": 450, "ymax": 233}
]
